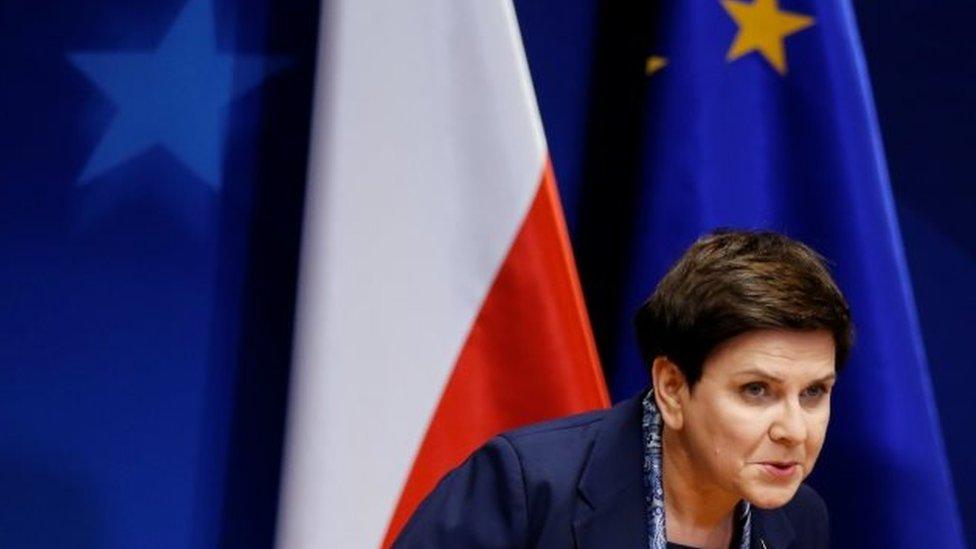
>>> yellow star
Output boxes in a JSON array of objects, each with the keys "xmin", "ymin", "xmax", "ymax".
[
  {"xmin": 645, "ymin": 56, "xmax": 668, "ymax": 76},
  {"xmin": 721, "ymin": 0, "xmax": 814, "ymax": 75}
]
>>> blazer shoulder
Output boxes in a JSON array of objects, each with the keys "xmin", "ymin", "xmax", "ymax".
[
  {"xmin": 499, "ymin": 407, "xmax": 609, "ymax": 474},
  {"xmin": 393, "ymin": 435, "xmax": 530, "ymax": 547},
  {"xmin": 394, "ymin": 409, "xmax": 613, "ymax": 548}
]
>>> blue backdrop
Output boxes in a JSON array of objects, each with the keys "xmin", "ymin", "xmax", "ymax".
[{"xmin": 1, "ymin": 0, "xmax": 973, "ymax": 547}]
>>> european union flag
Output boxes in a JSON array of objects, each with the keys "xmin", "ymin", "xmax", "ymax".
[{"xmin": 599, "ymin": 0, "xmax": 965, "ymax": 546}]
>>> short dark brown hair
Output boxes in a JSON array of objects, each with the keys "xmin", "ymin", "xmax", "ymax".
[{"xmin": 634, "ymin": 229, "xmax": 853, "ymax": 387}]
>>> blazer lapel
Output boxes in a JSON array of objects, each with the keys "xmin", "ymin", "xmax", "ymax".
[
  {"xmin": 573, "ymin": 482, "xmax": 645, "ymax": 548},
  {"xmin": 572, "ymin": 393, "xmax": 647, "ymax": 549}
]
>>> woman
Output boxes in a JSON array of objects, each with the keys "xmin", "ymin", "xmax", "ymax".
[{"xmin": 394, "ymin": 230, "xmax": 852, "ymax": 548}]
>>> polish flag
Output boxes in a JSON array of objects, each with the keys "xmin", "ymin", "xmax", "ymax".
[{"xmin": 275, "ymin": 1, "xmax": 610, "ymax": 547}]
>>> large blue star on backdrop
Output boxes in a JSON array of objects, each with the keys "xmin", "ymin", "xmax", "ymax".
[{"xmin": 69, "ymin": 0, "xmax": 289, "ymax": 188}]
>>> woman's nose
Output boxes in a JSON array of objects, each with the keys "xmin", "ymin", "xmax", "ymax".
[{"xmin": 769, "ymin": 398, "xmax": 807, "ymax": 445}]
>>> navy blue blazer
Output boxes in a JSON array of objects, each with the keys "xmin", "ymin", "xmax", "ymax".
[{"xmin": 394, "ymin": 392, "xmax": 829, "ymax": 548}]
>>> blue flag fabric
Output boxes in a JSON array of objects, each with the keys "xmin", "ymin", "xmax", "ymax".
[
  {"xmin": 0, "ymin": 0, "xmax": 317, "ymax": 546},
  {"xmin": 599, "ymin": 0, "xmax": 965, "ymax": 546}
]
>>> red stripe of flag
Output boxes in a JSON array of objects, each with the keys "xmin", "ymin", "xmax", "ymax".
[{"xmin": 381, "ymin": 162, "xmax": 610, "ymax": 546}]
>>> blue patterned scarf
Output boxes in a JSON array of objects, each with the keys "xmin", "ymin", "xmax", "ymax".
[{"xmin": 641, "ymin": 390, "xmax": 752, "ymax": 549}]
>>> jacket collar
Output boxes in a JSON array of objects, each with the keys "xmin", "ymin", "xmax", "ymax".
[
  {"xmin": 572, "ymin": 391, "xmax": 798, "ymax": 549},
  {"xmin": 573, "ymin": 392, "xmax": 647, "ymax": 547}
]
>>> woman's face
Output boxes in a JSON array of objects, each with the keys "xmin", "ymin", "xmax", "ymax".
[{"xmin": 679, "ymin": 329, "xmax": 836, "ymax": 509}]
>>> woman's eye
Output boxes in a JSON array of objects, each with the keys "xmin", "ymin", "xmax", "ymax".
[
  {"xmin": 801, "ymin": 384, "xmax": 828, "ymax": 399},
  {"xmin": 741, "ymin": 382, "xmax": 768, "ymax": 398}
]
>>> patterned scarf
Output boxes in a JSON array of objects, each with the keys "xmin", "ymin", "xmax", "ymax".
[{"xmin": 641, "ymin": 390, "xmax": 752, "ymax": 549}]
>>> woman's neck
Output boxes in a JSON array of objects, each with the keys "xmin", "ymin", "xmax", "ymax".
[{"xmin": 661, "ymin": 428, "xmax": 740, "ymax": 549}]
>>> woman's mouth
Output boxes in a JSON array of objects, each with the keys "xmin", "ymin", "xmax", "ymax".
[{"xmin": 759, "ymin": 461, "xmax": 799, "ymax": 480}]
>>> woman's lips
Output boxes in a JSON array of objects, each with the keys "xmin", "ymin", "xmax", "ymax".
[{"xmin": 759, "ymin": 462, "xmax": 799, "ymax": 480}]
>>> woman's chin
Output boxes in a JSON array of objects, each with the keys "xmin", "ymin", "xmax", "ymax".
[{"xmin": 742, "ymin": 483, "xmax": 801, "ymax": 510}]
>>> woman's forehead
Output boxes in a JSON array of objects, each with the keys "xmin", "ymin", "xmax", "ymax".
[{"xmin": 703, "ymin": 329, "xmax": 836, "ymax": 378}]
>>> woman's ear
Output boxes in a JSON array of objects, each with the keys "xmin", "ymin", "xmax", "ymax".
[{"xmin": 651, "ymin": 356, "xmax": 687, "ymax": 430}]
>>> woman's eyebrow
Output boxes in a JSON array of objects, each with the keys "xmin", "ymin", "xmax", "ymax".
[
  {"xmin": 734, "ymin": 368, "xmax": 783, "ymax": 382},
  {"xmin": 733, "ymin": 369, "xmax": 837, "ymax": 385},
  {"xmin": 814, "ymin": 373, "xmax": 838, "ymax": 384}
]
